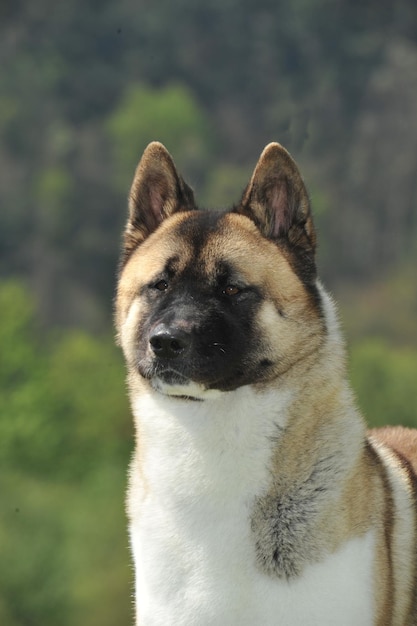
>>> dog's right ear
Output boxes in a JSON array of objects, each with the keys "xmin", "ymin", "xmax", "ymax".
[{"xmin": 123, "ymin": 142, "xmax": 195, "ymax": 261}]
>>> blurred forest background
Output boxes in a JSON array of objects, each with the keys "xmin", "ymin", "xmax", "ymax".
[{"xmin": 1, "ymin": 0, "xmax": 417, "ymax": 624}]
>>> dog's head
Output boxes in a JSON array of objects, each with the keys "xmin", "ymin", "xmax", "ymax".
[{"xmin": 116, "ymin": 142, "xmax": 325, "ymax": 399}]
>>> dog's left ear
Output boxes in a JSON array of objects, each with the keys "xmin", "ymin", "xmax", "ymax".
[
  {"xmin": 236, "ymin": 143, "xmax": 316, "ymax": 254},
  {"xmin": 123, "ymin": 142, "xmax": 195, "ymax": 261}
]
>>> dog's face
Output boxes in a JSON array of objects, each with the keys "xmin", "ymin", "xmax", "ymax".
[{"xmin": 116, "ymin": 142, "xmax": 325, "ymax": 399}]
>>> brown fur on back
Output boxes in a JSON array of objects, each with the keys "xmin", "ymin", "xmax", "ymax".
[
  {"xmin": 369, "ymin": 427, "xmax": 417, "ymax": 477},
  {"xmin": 369, "ymin": 426, "xmax": 417, "ymax": 623}
]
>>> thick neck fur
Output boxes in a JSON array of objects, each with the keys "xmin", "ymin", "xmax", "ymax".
[{"xmin": 128, "ymin": 284, "xmax": 366, "ymax": 574}]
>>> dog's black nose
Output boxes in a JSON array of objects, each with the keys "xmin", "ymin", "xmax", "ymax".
[{"xmin": 149, "ymin": 325, "xmax": 190, "ymax": 359}]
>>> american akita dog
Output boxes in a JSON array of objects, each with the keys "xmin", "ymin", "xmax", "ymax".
[{"xmin": 116, "ymin": 141, "xmax": 417, "ymax": 625}]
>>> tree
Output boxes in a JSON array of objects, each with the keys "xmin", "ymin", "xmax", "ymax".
[
  {"xmin": 350, "ymin": 339, "xmax": 417, "ymax": 429},
  {"xmin": 0, "ymin": 281, "xmax": 132, "ymax": 625},
  {"xmin": 107, "ymin": 82, "xmax": 215, "ymax": 192}
]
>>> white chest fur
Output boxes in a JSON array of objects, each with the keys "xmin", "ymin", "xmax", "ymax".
[{"xmin": 129, "ymin": 387, "xmax": 374, "ymax": 626}]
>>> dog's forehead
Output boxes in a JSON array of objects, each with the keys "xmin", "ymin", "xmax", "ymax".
[
  {"xmin": 170, "ymin": 211, "xmax": 276, "ymax": 276},
  {"xmin": 203, "ymin": 212, "xmax": 271, "ymax": 258},
  {"xmin": 121, "ymin": 209, "xmax": 292, "ymax": 291}
]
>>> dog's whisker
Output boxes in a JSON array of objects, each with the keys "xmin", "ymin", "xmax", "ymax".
[{"xmin": 211, "ymin": 342, "xmax": 227, "ymax": 354}]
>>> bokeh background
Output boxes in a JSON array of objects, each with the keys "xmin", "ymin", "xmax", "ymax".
[{"xmin": 1, "ymin": 1, "xmax": 417, "ymax": 624}]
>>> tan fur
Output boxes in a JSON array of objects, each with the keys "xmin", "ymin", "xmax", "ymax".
[{"xmin": 369, "ymin": 428, "xmax": 417, "ymax": 622}]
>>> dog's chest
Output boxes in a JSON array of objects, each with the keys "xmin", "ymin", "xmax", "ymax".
[{"xmin": 130, "ymin": 391, "xmax": 374, "ymax": 625}]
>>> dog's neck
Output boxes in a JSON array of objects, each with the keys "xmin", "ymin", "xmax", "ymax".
[
  {"xmin": 130, "ymin": 364, "xmax": 363, "ymax": 501},
  {"xmin": 131, "ymin": 384, "xmax": 293, "ymax": 481}
]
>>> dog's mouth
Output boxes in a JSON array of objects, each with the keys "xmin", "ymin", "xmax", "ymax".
[
  {"xmin": 139, "ymin": 358, "xmax": 235, "ymax": 400},
  {"xmin": 137, "ymin": 360, "xmax": 210, "ymax": 399},
  {"xmin": 151, "ymin": 371, "xmax": 223, "ymax": 401},
  {"xmin": 148, "ymin": 366, "xmax": 260, "ymax": 401},
  {"xmin": 154, "ymin": 368, "xmax": 188, "ymax": 387}
]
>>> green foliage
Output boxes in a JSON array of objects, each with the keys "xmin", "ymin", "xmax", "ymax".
[
  {"xmin": 201, "ymin": 163, "xmax": 251, "ymax": 208},
  {"xmin": 338, "ymin": 264, "xmax": 417, "ymax": 348},
  {"xmin": 34, "ymin": 166, "xmax": 73, "ymax": 240},
  {"xmin": 1, "ymin": 0, "xmax": 416, "ymax": 327},
  {"xmin": 0, "ymin": 281, "xmax": 132, "ymax": 625},
  {"xmin": 107, "ymin": 83, "xmax": 215, "ymax": 191},
  {"xmin": 0, "ymin": 281, "xmax": 38, "ymax": 386},
  {"xmin": 350, "ymin": 339, "xmax": 417, "ymax": 429},
  {"xmin": 0, "ymin": 475, "xmax": 72, "ymax": 626}
]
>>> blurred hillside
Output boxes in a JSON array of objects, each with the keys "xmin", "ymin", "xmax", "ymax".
[
  {"xmin": 1, "ymin": 0, "xmax": 417, "ymax": 330},
  {"xmin": 1, "ymin": 1, "xmax": 417, "ymax": 624}
]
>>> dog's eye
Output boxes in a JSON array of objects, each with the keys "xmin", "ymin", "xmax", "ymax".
[
  {"xmin": 153, "ymin": 280, "xmax": 169, "ymax": 292},
  {"xmin": 223, "ymin": 285, "xmax": 240, "ymax": 297}
]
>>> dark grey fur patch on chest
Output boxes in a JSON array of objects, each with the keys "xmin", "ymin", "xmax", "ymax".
[{"xmin": 250, "ymin": 455, "xmax": 339, "ymax": 580}]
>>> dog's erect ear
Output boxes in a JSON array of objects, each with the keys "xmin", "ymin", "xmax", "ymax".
[
  {"xmin": 123, "ymin": 142, "xmax": 195, "ymax": 259},
  {"xmin": 236, "ymin": 143, "xmax": 316, "ymax": 254}
]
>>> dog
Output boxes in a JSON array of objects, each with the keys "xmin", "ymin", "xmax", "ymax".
[{"xmin": 115, "ymin": 141, "xmax": 417, "ymax": 625}]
